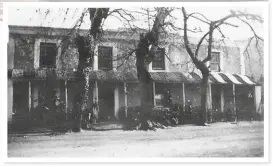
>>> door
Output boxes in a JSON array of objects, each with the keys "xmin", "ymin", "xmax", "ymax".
[
  {"xmin": 98, "ymin": 82, "xmax": 115, "ymax": 121},
  {"xmin": 13, "ymin": 80, "xmax": 29, "ymax": 120}
]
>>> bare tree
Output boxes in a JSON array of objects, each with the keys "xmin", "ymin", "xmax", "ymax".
[
  {"xmin": 72, "ymin": 8, "xmax": 141, "ymax": 132},
  {"xmin": 73, "ymin": 8, "xmax": 110, "ymax": 132},
  {"xmin": 131, "ymin": 7, "xmax": 175, "ymax": 130},
  {"xmin": 181, "ymin": 7, "xmax": 263, "ymax": 125}
]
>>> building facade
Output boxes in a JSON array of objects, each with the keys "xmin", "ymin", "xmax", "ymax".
[{"xmin": 7, "ymin": 25, "xmax": 263, "ymax": 125}]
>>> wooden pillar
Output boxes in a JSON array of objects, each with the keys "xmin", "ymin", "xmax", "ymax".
[
  {"xmin": 254, "ymin": 85, "xmax": 262, "ymax": 114},
  {"xmin": 124, "ymin": 82, "xmax": 128, "ymax": 118},
  {"xmin": 8, "ymin": 37, "xmax": 14, "ymax": 70},
  {"xmin": 206, "ymin": 83, "xmax": 212, "ymax": 122},
  {"xmin": 220, "ymin": 86, "xmax": 224, "ymax": 121},
  {"xmin": 220, "ymin": 86, "xmax": 224, "ymax": 113},
  {"xmin": 207, "ymin": 83, "xmax": 212, "ymax": 110},
  {"xmin": 8, "ymin": 80, "xmax": 13, "ymax": 122},
  {"xmin": 55, "ymin": 83, "xmax": 61, "ymax": 106},
  {"xmin": 182, "ymin": 83, "xmax": 185, "ymax": 111},
  {"xmin": 8, "ymin": 37, "xmax": 14, "ymax": 122},
  {"xmin": 33, "ymin": 85, "xmax": 38, "ymax": 108},
  {"xmin": 114, "ymin": 84, "xmax": 119, "ymax": 120},
  {"xmin": 93, "ymin": 80, "xmax": 99, "ymax": 120},
  {"xmin": 93, "ymin": 55, "xmax": 98, "ymax": 70},
  {"xmin": 152, "ymin": 82, "xmax": 156, "ymax": 107},
  {"xmin": 28, "ymin": 81, "xmax": 32, "ymax": 120},
  {"xmin": 65, "ymin": 81, "xmax": 68, "ymax": 120},
  {"xmin": 232, "ymin": 84, "xmax": 237, "ymax": 122}
]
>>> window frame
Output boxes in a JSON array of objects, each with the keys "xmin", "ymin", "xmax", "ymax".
[
  {"xmin": 39, "ymin": 42, "xmax": 57, "ymax": 68},
  {"xmin": 34, "ymin": 38, "xmax": 61, "ymax": 69},
  {"xmin": 210, "ymin": 51, "xmax": 221, "ymax": 72},
  {"xmin": 152, "ymin": 47, "xmax": 166, "ymax": 70},
  {"xmin": 154, "ymin": 94, "xmax": 164, "ymax": 107},
  {"xmin": 98, "ymin": 46, "xmax": 113, "ymax": 71}
]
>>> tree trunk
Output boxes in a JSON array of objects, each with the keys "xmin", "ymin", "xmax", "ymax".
[
  {"xmin": 200, "ymin": 72, "xmax": 209, "ymax": 125},
  {"xmin": 72, "ymin": 8, "xmax": 109, "ymax": 132},
  {"xmin": 137, "ymin": 58, "xmax": 154, "ymax": 129},
  {"xmin": 80, "ymin": 70, "xmax": 91, "ymax": 131},
  {"xmin": 82, "ymin": 70, "xmax": 90, "ymax": 112},
  {"xmin": 133, "ymin": 8, "xmax": 171, "ymax": 130},
  {"xmin": 73, "ymin": 35, "xmax": 94, "ymax": 132},
  {"xmin": 139, "ymin": 72, "xmax": 153, "ymax": 114},
  {"xmin": 72, "ymin": 78, "xmax": 83, "ymax": 132},
  {"xmin": 72, "ymin": 70, "xmax": 91, "ymax": 132}
]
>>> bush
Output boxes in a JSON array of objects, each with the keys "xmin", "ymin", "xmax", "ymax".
[
  {"xmin": 119, "ymin": 106, "xmax": 141, "ymax": 129},
  {"xmin": 118, "ymin": 106, "xmax": 141, "ymax": 122},
  {"xmin": 120, "ymin": 106, "xmax": 180, "ymax": 130}
]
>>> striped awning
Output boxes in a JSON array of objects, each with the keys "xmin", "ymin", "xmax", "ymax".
[
  {"xmin": 210, "ymin": 72, "xmax": 256, "ymax": 85},
  {"xmin": 178, "ymin": 71, "xmax": 256, "ymax": 85},
  {"xmin": 210, "ymin": 72, "xmax": 227, "ymax": 84}
]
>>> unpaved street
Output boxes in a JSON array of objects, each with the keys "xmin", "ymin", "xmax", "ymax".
[{"xmin": 8, "ymin": 122, "xmax": 264, "ymax": 157}]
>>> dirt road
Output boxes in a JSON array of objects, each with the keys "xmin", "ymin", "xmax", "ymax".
[{"xmin": 8, "ymin": 121, "xmax": 264, "ymax": 157}]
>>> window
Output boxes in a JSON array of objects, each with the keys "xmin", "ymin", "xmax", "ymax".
[
  {"xmin": 210, "ymin": 52, "xmax": 220, "ymax": 72},
  {"xmin": 155, "ymin": 94, "xmax": 164, "ymax": 107},
  {"xmin": 152, "ymin": 48, "xmax": 165, "ymax": 70},
  {"xmin": 154, "ymin": 83, "xmax": 172, "ymax": 107},
  {"xmin": 98, "ymin": 46, "xmax": 113, "ymax": 70},
  {"xmin": 40, "ymin": 42, "xmax": 57, "ymax": 68}
]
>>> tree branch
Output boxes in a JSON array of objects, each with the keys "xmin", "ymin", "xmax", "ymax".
[
  {"xmin": 236, "ymin": 16, "xmax": 264, "ymax": 41},
  {"xmin": 202, "ymin": 24, "xmax": 214, "ymax": 64},
  {"xmin": 182, "ymin": 7, "xmax": 207, "ymax": 73}
]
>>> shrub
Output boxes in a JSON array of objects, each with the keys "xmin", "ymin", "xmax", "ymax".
[
  {"xmin": 118, "ymin": 106, "xmax": 141, "ymax": 122},
  {"xmin": 120, "ymin": 106, "xmax": 180, "ymax": 130}
]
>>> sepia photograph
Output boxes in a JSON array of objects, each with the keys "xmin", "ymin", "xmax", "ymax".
[{"xmin": 1, "ymin": 0, "xmax": 269, "ymax": 162}]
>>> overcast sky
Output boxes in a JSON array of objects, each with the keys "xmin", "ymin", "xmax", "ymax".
[{"xmin": 7, "ymin": 3, "xmax": 266, "ymax": 40}]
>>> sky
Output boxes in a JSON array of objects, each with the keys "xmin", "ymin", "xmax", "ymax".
[{"xmin": 7, "ymin": 3, "xmax": 266, "ymax": 40}]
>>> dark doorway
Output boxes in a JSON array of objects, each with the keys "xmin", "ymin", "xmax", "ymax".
[
  {"xmin": 236, "ymin": 85, "xmax": 255, "ymax": 120},
  {"xmin": 211, "ymin": 84, "xmax": 221, "ymax": 112},
  {"xmin": 13, "ymin": 80, "xmax": 29, "ymax": 119},
  {"xmin": 98, "ymin": 82, "xmax": 115, "ymax": 122}
]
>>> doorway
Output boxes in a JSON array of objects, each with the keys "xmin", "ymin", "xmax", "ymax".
[
  {"xmin": 98, "ymin": 82, "xmax": 115, "ymax": 122},
  {"xmin": 13, "ymin": 80, "xmax": 29, "ymax": 119}
]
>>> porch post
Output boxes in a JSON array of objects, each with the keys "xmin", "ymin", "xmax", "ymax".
[
  {"xmin": 114, "ymin": 84, "xmax": 119, "ymax": 120},
  {"xmin": 232, "ymin": 84, "xmax": 237, "ymax": 122},
  {"xmin": 152, "ymin": 81, "xmax": 156, "ymax": 107},
  {"xmin": 8, "ymin": 80, "xmax": 13, "ymax": 122},
  {"xmin": 254, "ymin": 85, "xmax": 262, "ymax": 114},
  {"xmin": 8, "ymin": 37, "xmax": 14, "ymax": 122},
  {"xmin": 93, "ymin": 80, "xmax": 99, "ymax": 119},
  {"xmin": 220, "ymin": 86, "xmax": 224, "ymax": 121},
  {"xmin": 33, "ymin": 85, "xmax": 39, "ymax": 108},
  {"xmin": 207, "ymin": 83, "xmax": 212, "ymax": 109},
  {"xmin": 124, "ymin": 82, "xmax": 128, "ymax": 118},
  {"xmin": 182, "ymin": 83, "xmax": 185, "ymax": 111},
  {"xmin": 28, "ymin": 81, "xmax": 32, "ymax": 120},
  {"xmin": 207, "ymin": 83, "xmax": 212, "ymax": 122},
  {"xmin": 93, "ymin": 50, "xmax": 98, "ymax": 70},
  {"xmin": 65, "ymin": 81, "xmax": 68, "ymax": 120}
]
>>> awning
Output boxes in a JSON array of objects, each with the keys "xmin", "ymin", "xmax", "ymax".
[
  {"xmin": 149, "ymin": 72, "xmax": 191, "ymax": 83},
  {"xmin": 210, "ymin": 72, "xmax": 227, "ymax": 84},
  {"xmin": 7, "ymin": 68, "xmax": 138, "ymax": 82},
  {"xmin": 233, "ymin": 74, "xmax": 256, "ymax": 85},
  {"xmin": 213, "ymin": 72, "xmax": 256, "ymax": 85},
  {"xmin": 8, "ymin": 69, "xmax": 256, "ymax": 85}
]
